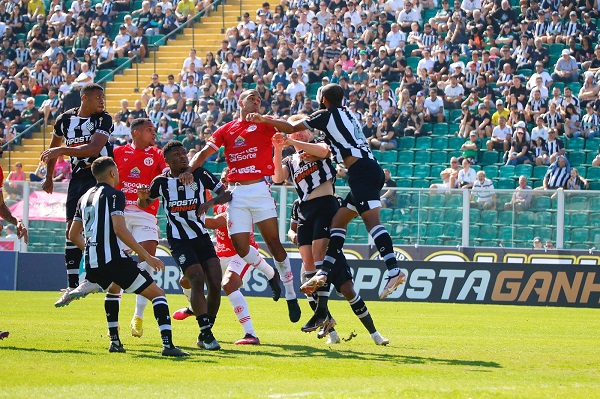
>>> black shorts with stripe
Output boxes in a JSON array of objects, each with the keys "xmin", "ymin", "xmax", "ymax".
[
  {"xmin": 169, "ymin": 234, "xmax": 218, "ymax": 273},
  {"xmin": 297, "ymin": 195, "xmax": 339, "ymax": 247},
  {"xmin": 328, "ymin": 252, "xmax": 353, "ymax": 292},
  {"xmin": 344, "ymin": 158, "xmax": 385, "ymax": 215},
  {"xmin": 86, "ymin": 256, "xmax": 154, "ymax": 294},
  {"xmin": 66, "ymin": 168, "xmax": 96, "ymax": 221}
]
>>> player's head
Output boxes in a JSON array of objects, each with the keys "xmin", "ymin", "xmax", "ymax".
[
  {"xmin": 163, "ymin": 140, "xmax": 188, "ymax": 172},
  {"xmin": 91, "ymin": 156, "xmax": 118, "ymax": 186},
  {"xmin": 220, "ymin": 167, "xmax": 229, "ymax": 187},
  {"xmin": 80, "ymin": 83, "xmax": 105, "ymax": 114},
  {"xmin": 130, "ymin": 117, "xmax": 156, "ymax": 148},
  {"xmin": 320, "ymin": 84, "xmax": 344, "ymax": 108},
  {"xmin": 238, "ymin": 89, "xmax": 262, "ymax": 114},
  {"xmin": 288, "ymin": 115, "xmax": 312, "ymax": 142}
]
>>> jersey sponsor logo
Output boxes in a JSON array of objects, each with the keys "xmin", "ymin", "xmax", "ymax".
[
  {"xmin": 293, "ymin": 162, "xmax": 319, "ymax": 183},
  {"xmin": 65, "ymin": 135, "xmax": 92, "ymax": 146},
  {"xmin": 231, "ymin": 165, "xmax": 260, "ymax": 174},
  {"xmin": 144, "ymin": 157, "xmax": 154, "ymax": 166},
  {"xmin": 247, "ymin": 124, "xmax": 257, "ymax": 132},
  {"xmin": 229, "ymin": 147, "xmax": 258, "ymax": 162},
  {"xmin": 168, "ymin": 198, "xmax": 198, "ymax": 213},
  {"xmin": 234, "ymin": 135, "xmax": 246, "ymax": 147},
  {"xmin": 129, "ymin": 167, "xmax": 141, "ymax": 178}
]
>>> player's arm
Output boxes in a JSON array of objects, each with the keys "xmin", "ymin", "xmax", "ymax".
[
  {"xmin": 112, "ymin": 214, "xmax": 164, "ymax": 271},
  {"xmin": 188, "ymin": 143, "xmax": 217, "ymax": 173},
  {"xmin": 204, "ymin": 212, "xmax": 227, "ymax": 229},
  {"xmin": 286, "ymin": 137, "xmax": 330, "ymax": 159},
  {"xmin": 0, "ymin": 192, "xmax": 28, "ymax": 243},
  {"xmin": 137, "ymin": 178, "xmax": 160, "ymax": 209},
  {"xmin": 41, "ymin": 132, "xmax": 109, "ymax": 162},
  {"xmin": 41, "ymin": 133, "xmax": 64, "ymax": 194},
  {"xmin": 271, "ymin": 133, "xmax": 290, "ymax": 184},
  {"xmin": 68, "ymin": 220, "xmax": 85, "ymax": 250},
  {"xmin": 245, "ymin": 113, "xmax": 306, "ymax": 134},
  {"xmin": 196, "ymin": 169, "xmax": 232, "ymax": 216}
]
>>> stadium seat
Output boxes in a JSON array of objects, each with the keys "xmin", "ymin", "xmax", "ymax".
[
  {"xmin": 481, "ymin": 151, "xmax": 500, "ymax": 165},
  {"xmin": 397, "ymin": 150, "xmax": 414, "ymax": 164},
  {"xmin": 586, "ymin": 167, "xmax": 600, "ymax": 181},
  {"xmin": 568, "ymin": 152, "xmax": 586, "ymax": 166},
  {"xmin": 483, "ymin": 165, "xmax": 499, "ymax": 179},
  {"xmin": 518, "ymin": 211, "xmax": 535, "ymax": 225},
  {"xmin": 407, "ymin": 57, "xmax": 420, "ymax": 70},
  {"xmin": 448, "ymin": 136, "xmax": 464, "ymax": 149},
  {"xmin": 533, "ymin": 165, "xmax": 548, "ymax": 180},
  {"xmin": 531, "ymin": 196, "xmax": 552, "ymax": 211},
  {"xmin": 514, "ymin": 164, "xmax": 533, "ymax": 178},
  {"xmin": 381, "ymin": 151, "xmax": 398, "ymax": 164},
  {"xmin": 570, "ymin": 228, "xmax": 589, "ymax": 243},
  {"xmin": 449, "ymin": 109, "xmax": 462, "ymax": 122},
  {"xmin": 398, "ymin": 136, "xmax": 415, "ymax": 150},
  {"xmin": 568, "ymin": 196, "xmax": 589, "ymax": 211},
  {"xmin": 589, "ymin": 197, "xmax": 600, "ymax": 212},
  {"xmin": 497, "ymin": 210, "xmax": 514, "ymax": 225},
  {"xmin": 566, "ymin": 212, "xmax": 588, "ymax": 227},
  {"xmin": 536, "ymin": 227, "xmax": 554, "ymax": 241},
  {"xmin": 426, "ymin": 195, "xmax": 446, "ymax": 209},
  {"xmin": 496, "ymin": 178, "xmax": 515, "ymax": 189},
  {"xmin": 380, "ymin": 208, "xmax": 394, "ymax": 221},
  {"xmin": 34, "ymin": 94, "xmax": 49, "ymax": 108},
  {"xmin": 469, "ymin": 208, "xmax": 480, "ymax": 224},
  {"xmin": 415, "ymin": 136, "xmax": 432, "ymax": 150},
  {"xmin": 535, "ymin": 211, "xmax": 553, "ymax": 226},
  {"xmin": 414, "ymin": 150, "xmax": 431, "ymax": 164},
  {"xmin": 590, "ymin": 228, "xmax": 600, "ymax": 245},
  {"xmin": 567, "ymin": 137, "xmax": 585, "ymax": 151},
  {"xmin": 498, "ymin": 165, "xmax": 516, "ymax": 179},
  {"xmin": 432, "ymin": 123, "xmax": 448, "ymax": 136},
  {"xmin": 412, "ymin": 165, "xmax": 431, "ymax": 179},
  {"xmin": 396, "ymin": 165, "xmax": 414, "ymax": 178},
  {"xmin": 498, "ymin": 226, "xmax": 515, "ymax": 244},
  {"xmin": 585, "ymin": 137, "xmax": 600, "ymax": 151},
  {"xmin": 430, "ymin": 151, "xmax": 448, "ymax": 164},
  {"xmin": 431, "ymin": 136, "xmax": 448, "ymax": 150}
]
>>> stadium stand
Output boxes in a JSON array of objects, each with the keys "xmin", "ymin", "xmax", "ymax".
[{"xmin": 2, "ymin": 0, "xmax": 600, "ymax": 251}]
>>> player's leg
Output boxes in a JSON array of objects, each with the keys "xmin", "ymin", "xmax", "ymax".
[
  {"xmin": 183, "ymin": 262, "xmax": 220, "ymax": 350},
  {"xmin": 229, "ymin": 205, "xmax": 281, "ymax": 301},
  {"xmin": 131, "ymin": 239, "xmax": 158, "ymax": 338},
  {"xmin": 222, "ymin": 257, "xmax": 260, "ymax": 344},
  {"xmin": 200, "ymin": 257, "xmax": 222, "ymax": 331},
  {"xmin": 116, "ymin": 260, "xmax": 189, "ymax": 357},
  {"xmin": 172, "ymin": 276, "xmax": 194, "ymax": 320},
  {"xmin": 105, "ymin": 283, "xmax": 124, "ymax": 352}
]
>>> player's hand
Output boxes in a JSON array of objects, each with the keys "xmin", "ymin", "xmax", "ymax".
[
  {"xmin": 40, "ymin": 147, "xmax": 62, "ymax": 163},
  {"xmin": 41, "ymin": 177, "xmax": 54, "ymax": 194},
  {"xmin": 16, "ymin": 221, "xmax": 28, "ymax": 244},
  {"xmin": 246, "ymin": 112, "xmax": 266, "ymax": 123},
  {"xmin": 272, "ymin": 132, "xmax": 288, "ymax": 149},
  {"xmin": 179, "ymin": 171, "xmax": 193, "ymax": 186},
  {"xmin": 197, "ymin": 201, "xmax": 212, "ymax": 217},
  {"xmin": 137, "ymin": 184, "xmax": 150, "ymax": 200},
  {"xmin": 145, "ymin": 255, "xmax": 165, "ymax": 272}
]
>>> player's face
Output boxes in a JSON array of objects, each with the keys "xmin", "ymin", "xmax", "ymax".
[
  {"xmin": 83, "ymin": 89, "xmax": 105, "ymax": 113},
  {"xmin": 166, "ymin": 146, "xmax": 189, "ymax": 172},
  {"xmin": 290, "ymin": 130, "xmax": 311, "ymax": 142},
  {"xmin": 137, "ymin": 122, "xmax": 156, "ymax": 147},
  {"xmin": 240, "ymin": 92, "xmax": 261, "ymax": 113}
]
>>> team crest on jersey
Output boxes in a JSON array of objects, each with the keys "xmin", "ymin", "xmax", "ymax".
[
  {"xmin": 189, "ymin": 182, "xmax": 198, "ymax": 191},
  {"xmin": 144, "ymin": 157, "xmax": 154, "ymax": 166},
  {"xmin": 234, "ymin": 136, "xmax": 246, "ymax": 147},
  {"xmin": 84, "ymin": 120, "xmax": 94, "ymax": 132},
  {"xmin": 129, "ymin": 167, "xmax": 140, "ymax": 178},
  {"xmin": 247, "ymin": 124, "xmax": 257, "ymax": 132},
  {"xmin": 178, "ymin": 254, "xmax": 186, "ymax": 265}
]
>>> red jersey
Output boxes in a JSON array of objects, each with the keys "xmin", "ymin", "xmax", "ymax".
[
  {"xmin": 0, "ymin": 165, "xmax": 3, "ymax": 191},
  {"xmin": 213, "ymin": 203, "xmax": 258, "ymax": 257},
  {"xmin": 208, "ymin": 118, "xmax": 277, "ymax": 183},
  {"xmin": 114, "ymin": 143, "xmax": 167, "ymax": 216}
]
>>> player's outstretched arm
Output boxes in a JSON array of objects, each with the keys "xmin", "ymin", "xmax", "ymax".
[
  {"xmin": 246, "ymin": 113, "xmax": 307, "ymax": 134},
  {"xmin": 0, "ymin": 193, "xmax": 28, "ymax": 244},
  {"xmin": 137, "ymin": 184, "xmax": 153, "ymax": 209},
  {"xmin": 188, "ymin": 144, "xmax": 217, "ymax": 173},
  {"xmin": 196, "ymin": 187, "xmax": 232, "ymax": 217},
  {"xmin": 40, "ymin": 134, "xmax": 63, "ymax": 194},
  {"xmin": 41, "ymin": 133, "xmax": 109, "ymax": 163},
  {"xmin": 112, "ymin": 214, "xmax": 164, "ymax": 271},
  {"xmin": 204, "ymin": 213, "xmax": 227, "ymax": 229},
  {"xmin": 271, "ymin": 133, "xmax": 289, "ymax": 184}
]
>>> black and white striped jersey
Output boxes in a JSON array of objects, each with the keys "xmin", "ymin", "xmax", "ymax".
[
  {"xmin": 543, "ymin": 111, "xmax": 563, "ymax": 128},
  {"xmin": 282, "ymin": 144, "xmax": 336, "ymax": 202},
  {"xmin": 546, "ymin": 138, "xmax": 564, "ymax": 155},
  {"xmin": 546, "ymin": 166, "xmax": 570, "ymax": 188},
  {"xmin": 303, "ymin": 107, "xmax": 374, "ymax": 163},
  {"xmin": 148, "ymin": 168, "xmax": 223, "ymax": 241},
  {"xmin": 74, "ymin": 183, "xmax": 128, "ymax": 269},
  {"xmin": 53, "ymin": 108, "xmax": 114, "ymax": 174}
]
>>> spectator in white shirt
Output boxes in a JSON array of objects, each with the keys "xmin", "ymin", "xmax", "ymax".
[
  {"xmin": 487, "ymin": 115, "xmax": 512, "ymax": 151},
  {"xmin": 417, "ymin": 48, "xmax": 435, "ymax": 73},
  {"xmin": 423, "ymin": 83, "xmax": 445, "ymax": 122},
  {"xmin": 443, "ymin": 74, "xmax": 464, "ymax": 109},
  {"xmin": 471, "ymin": 170, "xmax": 496, "ymax": 210},
  {"xmin": 460, "ymin": 0, "xmax": 480, "ymax": 18},
  {"xmin": 398, "ymin": 2, "xmax": 421, "ymax": 32},
  {"xmin": 385, "ymin": 23, "xmax": 407, "ymax": 55},
  {"xmin": 285, "ymin": 72, "xmax": 306, "ymax": 99}
]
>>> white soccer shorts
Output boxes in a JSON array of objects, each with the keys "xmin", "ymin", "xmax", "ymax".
[{"xmin": 227, "ymin": 181, "xmax": 277, "ymax": 235}]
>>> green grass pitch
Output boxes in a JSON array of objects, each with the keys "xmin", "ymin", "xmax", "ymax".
[{"xmin": 1, "ymin": 291, "xmax": 599, "ymax": 398}]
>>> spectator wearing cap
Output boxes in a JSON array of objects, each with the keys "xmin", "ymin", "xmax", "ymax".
[
  {"xmin": 532, "ymin": 236, "xmax": 543, "ymax": 249},
  {"xmin": 473, "ymin": 102, "xmax": 492, "ymax": 137},
  {"xmin": 506, "ymin": 121, "xmax": 531, "ymax": 165},
  {"xmin": 545, "ymin": 11, "xmax": 562, "ymax": 45},
  {"xmin": 491, "ymin": 99, "xmax": 510, "ymax": 126},
  {"xmin": 398, "ymin": 2, "xmax": 420, "ymax": 32},
  {"xmin": 49, "ymin": 5, "xmax": 67, "ymax": 30},
  {"xmin": 237, "ymin": 11, "xmax": 256, "ymax": 32}
]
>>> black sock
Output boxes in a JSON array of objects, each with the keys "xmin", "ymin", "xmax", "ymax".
[
  {"xmin": 105, "ymin": 293, "xmax": 121, "ymax": 344},
  {"xmin": 315, "ymin": 285, "xmax": 330, "ymax": 318},
  {"xmin": 208, "ymin": 315, "xmax": 216, "ymax": 329},
  {"xmin": 349, "ymin": 294, "xmax": 376, "ymax": 334},
  {"xmin": 65, "ymin": 241, "xmax": 82, "ymax": 288},
  {"xmin": 369, "ymin": 225, "xmax": 398, "ymax": 270},
  {"xmin": 197, "ymin": 313, "xmax": 212, "ymax": 338},
  {"xmin": 321, "ymin": 228, "xmax": 346, "ymax": 274},
  {"xmin": 152, "ymin": 296, "xmax": 173, "ymax": 347}
]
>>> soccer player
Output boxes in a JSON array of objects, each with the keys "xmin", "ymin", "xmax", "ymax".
[
  {"xmin": 67, "ymin": 157, "xmax": 189, "ymax": 356},
  {"xmin": 247, "ymin": 83, "xmax": 406, "ymax": 300},
  {"xmin": 107, "ymin": 118, "xmax": 168, "ymax": 338},
  {"xmin": 138, "ymin": 140, "xmax": 228, "ymax": 350},
  {"xmin": 40, "ymin": 83, "xmax": 114, "ymax": 307},
  {"xmin": 1, "ymin": 163, "xmax": 29, "ymax": 343},
  {"xmin": 187, "ymin": 89, "xmax": 301, "ymax": 322},
  {"xmin": 274, "ymin": 123, "xmax": 389, "ymax": 345},
  {"xmin": 173, "ymin": 167, "xmax": 282, "ymax": 345}
]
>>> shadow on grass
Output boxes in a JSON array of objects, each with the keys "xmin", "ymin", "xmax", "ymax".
[
  {"xmin": 132, "ymin": 342, "xmax": 501, "ymax": 368},
  {"xmin": 0, "ymin": 345, "xmax": 94, "ymax": 355}
]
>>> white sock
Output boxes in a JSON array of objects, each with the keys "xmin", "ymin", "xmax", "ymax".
[
  {"xmin": 182, "ymin": 288, "xmax": 192, "ymax": 303},
  {"xmin": 228, "ymin": 290, "xmax": 255, "ymax": 336},
  {"xmin": 274, "ymin": 256, "xmax": 296, "ymax": 300},
  {"xmin": 242, "ymin": 246, "xmax": 275, "ymax": 279},
  {"xmin": 134, "ymin": 262, "xmax": 151, "ymax": 319}
]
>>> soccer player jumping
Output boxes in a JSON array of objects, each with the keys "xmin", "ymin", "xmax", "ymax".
[
  {"xmin": 247, "ymin": 83, "xmax": 406, "ymax": 300},
  {"xmin": 188, "ymin": 89, "xmax": 301, "ymax": 322}
]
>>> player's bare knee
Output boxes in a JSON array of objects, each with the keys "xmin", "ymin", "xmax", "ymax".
[{"xmin": 340, "ymin": 280, "xmax": 356, "ymax": 301}]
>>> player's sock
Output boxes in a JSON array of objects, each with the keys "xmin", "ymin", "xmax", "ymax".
[
  {"xmin": 182, "ymin": 287, "xmax": 192, "ymax": 303},
  {"xmin": 242, "ymin": 247, "xmax": 275, "ymax": 279},
  {"xmin": 105, "ymin": 292, "xmax": 122, "ymax": 345},
  {"xmin": 65, "ymin": 241, "xmax": 83, "ymax": 288},
  {"xmin": 304, "ymin": 270, "xmax": 318, "ymax": 310},
  {"xmin": 134, "ymin": 295, "xmax": 148, "ymax": 319},
  {"xmin": 208, "ymin": 315, "xmax": 216, "ymax": 328},
  {"xmin": 151, "ymin": 296, "xmax": 173, "ymax": 347},
  {"xmin": 369, "ymin": 225, "xmax": 398, "ymax": 272},
  {"xmin": 321, "ymin": 228, "xmax": 346, "ymax": 274},
  {"xmin": 307, "ymin": 296, "xmax": 317, "ymax": 311},
  {"xmin": 197, "ymin": 313, "xmax": 212, "ymax": 337},
  {"xmin": 274, "ymin": 255, "xmax": 296, "ymax": 300},
  {"xmin": 315, "ymin": 286, "xmax": 330, "ymax": 318},
  {"xmin": 348, "ymin": 294, "xmax": 376, "ymax": 334},
  {"xmin": 228, "ymin": 290, "xmax": 255, "ymax": 336}
]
